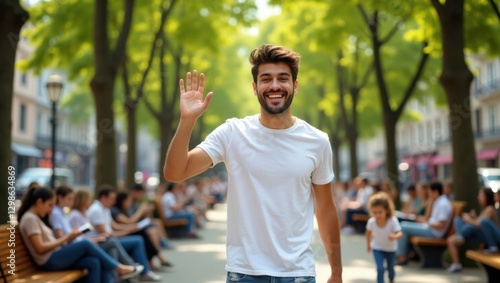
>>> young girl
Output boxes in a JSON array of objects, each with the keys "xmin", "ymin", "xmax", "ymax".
[
  {"xmin": 17, "ymin": 187, "xmax": 142, "ymax": 283},
  {"xmin": 366, "ymin": 192, "xmax": 402, "ymax": 283}
]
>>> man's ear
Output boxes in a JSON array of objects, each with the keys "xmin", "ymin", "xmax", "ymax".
[
  {"xmin": 294, "ymin": 80, "xmax": 299, "ymax": 94},
  {"xmin": 252, "ymin": 82, "xmax": 257, "ymax": 95}
]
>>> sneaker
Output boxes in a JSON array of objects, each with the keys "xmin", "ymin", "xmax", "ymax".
[
  {"xmin": 483, "ymin": 246, "xmax": 499, "ymax": 254},
  {"xmin": 139, "ymin": 271, "xmax": 162, "ymax": 282},
  {"xmin": 447, "ymin": 263, "xmax": 462, "ymax": 273},
  {"xmin": 120, "ymin": 265, "xmax": 144, "ymax": 280}
]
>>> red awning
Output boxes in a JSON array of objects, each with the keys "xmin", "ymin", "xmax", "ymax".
[
  {"xmin": 365, "ymin": 159, "xmax": 385, "ymax": 170},
  {"xmin": 431, "ymin": 155, "xmax": 452, "ymax": 165},
  {"xmin": 477, "ymin": 149, "xmax": 500, "ymax": 160}
]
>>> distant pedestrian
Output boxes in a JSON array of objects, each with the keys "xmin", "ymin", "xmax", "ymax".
[{"xmin": 366, "ymin": 193, "xmax": 402, "ymax": 283}]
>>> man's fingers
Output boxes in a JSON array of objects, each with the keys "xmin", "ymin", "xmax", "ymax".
[
  {"xmin": 186, "ymin": 72, "xmax": 192, "ymax": 91},
  {"xmin": 198, "ymin": 73, "xmax": 205, "ymax": 94},
  {"xmin": 179, "ymin": 79, "xmax": 185, "ymax": 94},
  {"xmin": 203, "ymin": 92, "xmax": 214, "ymax": 109},
  {"xmin": 192, "ymin": 70, "xmax": 198, "ymax": 91}
]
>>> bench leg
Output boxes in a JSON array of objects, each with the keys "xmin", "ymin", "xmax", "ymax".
[
  {"xmin": 412, "ymin": 245, "xmax": 446, "ymax": 268},
  {"xmin": 353, "ymin": 221, "xmax": 366, "ymax": 234},
  {"xmin": 477, "ymin": 263, "xmax": 500, "ymax": 283}
]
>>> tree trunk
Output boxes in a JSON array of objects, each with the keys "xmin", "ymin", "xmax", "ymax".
[
  {"xmin": 384, "ymin": 114, "xmax": 401, "ymax": 208},
  {"xmin": 0, "ymin": 0, "xmax": 28, "ymax": 224},
  {"xmin": 346, "ymin": 131, "xmax": 358, "ymax": 179},
  {"xmin": 125, "ymin": 102, "xmax": 137, "ymax": 189},
  {"xmin": 91, "ymin": 0, "xmax": 134, "ymax": 190},
  {"xmin": 432, "ymin": 0, "xmax": 477, "ymax": 209},
  {"xmin": 90, "ymin": 80, "xmax": 118, "ymax": 188}
]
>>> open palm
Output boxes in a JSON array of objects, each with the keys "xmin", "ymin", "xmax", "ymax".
[{"xmin": 179, "ymin": 70, "xmax": 213, "ymax": 119}]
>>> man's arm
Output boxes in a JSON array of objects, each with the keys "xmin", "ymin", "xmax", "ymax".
[
  {"xmin": 313, "ymin": 183, "xmax": 342, "ymax": 283},
  {"xmin": 164, "ymin": 70, "xmax": 213, "ymax": 182}
]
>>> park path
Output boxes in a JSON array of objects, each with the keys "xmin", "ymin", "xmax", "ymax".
[{"xmin": 155, "ymin": 203, "xmax": 486, "ymax": 283}]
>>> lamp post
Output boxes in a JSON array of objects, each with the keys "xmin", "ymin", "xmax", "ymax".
[{"xmin": 46, "ymin": 75, "xmax": 63, "ymax": 189}]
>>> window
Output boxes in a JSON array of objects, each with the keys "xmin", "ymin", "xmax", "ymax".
[
  {"xmin": 487, "ymin": 62, "xmax": 495, "ymax": 85},
  {"xmin": 426, "ymin": 122, "xmax": 432, "ymax": 143},
  {"xmin": 36, "ymin": 111, "xmax": 42, "ymax": 136},
  {"xmin": 20, "ymin": 104, "xmax": 26, "ymax": 132},
  {"xmin": 488, "ymin": 105, "xmax": 496, "ymax": 132},
  {"xmin": 435, "ymin": 119, "xmax": 442, "ymax": 141},
  {"xmin": 418, "ymin": 124, "xmax": 424, "ymax": 143},
  {"xmin": 20, "ymin": 73, "xmax": 27, "ymax": 86}
]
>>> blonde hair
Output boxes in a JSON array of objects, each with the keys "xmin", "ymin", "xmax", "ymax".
[
  {"xmin": 368, "ymin": 192, "xmax": 395, "ymax": 218},
  {"xmin": 72, "ymin": 189, "xmax": 91, "ymax": 212}
]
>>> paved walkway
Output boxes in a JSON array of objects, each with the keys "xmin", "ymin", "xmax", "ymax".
[{"xmin": 154, "ymin": 204, "xmax": 486, "ymax": 283}]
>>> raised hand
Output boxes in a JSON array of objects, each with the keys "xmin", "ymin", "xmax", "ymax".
[{"xmin": 179, "ymin": 70, "xmax": 213, "ymax": 120}]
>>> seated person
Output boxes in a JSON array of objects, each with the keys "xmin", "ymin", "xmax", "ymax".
[
  {"xmin": 340, "ymin": 178, "xmax": 373, "ymax": 234},
  {"xmin": 447, "ymin": 188, "xmax": 497, "ymax": 272},
  {"xmin": 51, "ymin": 186, "xmax": 144, "ymax": 282},
  {"xmin": 18, "ymin": 187, "xmax": 142, "ymax": 283},
  {"xmin": 191, "ymin": 177, "xmax": 217, "ymax": 227},
  {"xmin": 161, "ymin": 183, "xmax": 199, "ymax": 238},
  {"xmin": 396, "ymin": 182, "xmax": 453, "ymax": 265},
  {"xmin": 128, "ymin": 184, "xmax": 173, "ymax": 249},
  {"xmin": 479, "ymin": 190, "xmax": 500, "ymax": 254},
  {"xmin": 87, "ymin": 185, "xmax": 162, "ymax": 281},
  {"xmin": 112, "ymin": 190, "xmax": 173, "ymax": 267}
]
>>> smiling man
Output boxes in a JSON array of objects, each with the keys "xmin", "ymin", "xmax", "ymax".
[{"xmin": 164, "ymin": 44, "xmax": 342, "ymax": 283}]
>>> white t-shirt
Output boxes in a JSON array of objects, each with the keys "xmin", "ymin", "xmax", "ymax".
[
  {"xmin": 161, "ymin": 192, "xmax": 176, "ymax": 219},
  {"xmin": 197, "ymin": 115, "xmax": 334, "ymax": 277},
  {"xmin": 428, "ymin": 195, "xmax": 453, "ymax": 238},
  {"xmin": 87, "ymin": 200, "xmax": 113, "ymax": 237},
  {"xmin": 366, "ymin": 216, "xmax": 401, "ymax": 252},
  {"xmin": 50, "ymin": 206, "xmax": 83, "ymax": 242}
]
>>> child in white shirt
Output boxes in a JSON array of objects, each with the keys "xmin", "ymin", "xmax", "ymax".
[{"xmin": 366, "ymin": 192, "xmax": 403, "ymax": 283}]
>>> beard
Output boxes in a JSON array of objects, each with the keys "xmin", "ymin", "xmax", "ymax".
[{"xmin": 257, "ymin": 89, "xmax": 295, "ymax": 115}]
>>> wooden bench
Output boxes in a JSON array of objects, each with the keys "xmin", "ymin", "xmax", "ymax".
[
  {"xmin": 352, "ymin": 213, "xmax": 370, "ymax": 233},
  {"xmin": 409, "ymin": 201, "xmax": 467, "ymax": 268},
  {"xmin": 466, "ymin": 250, "xmax": 500, "ymax": 283},
  {"xmin": 0, "ymin": 223, "xmax": 87, "ymax": 283},
  {"xmin": 153, "ymin": 197, "xmax": 189, "ymax": 238}
]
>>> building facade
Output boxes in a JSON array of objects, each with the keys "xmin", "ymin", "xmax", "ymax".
[{"xmin": 360, "ymin": 56, "xmax": 500, "ymax": 184}]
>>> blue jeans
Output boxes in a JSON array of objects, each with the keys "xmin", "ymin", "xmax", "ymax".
[
  {"xmin": 169, "ymin": 210, "xmax": 197, "ymax": 234},
  {"xmin": 480, "ymin": 218, "xmax": 500, "ymax": 247},
  {"xmin": 397, "ymin": 221, "xmax": 434, "ymax": 256},
  {"xmin": 42, "ymin": 239, "xmax": 117, "ymax": 283},
  {"xmin": 453, "ymin": 216, "xmax": 484, "ymax": 242},
  {"xmin": 118, "ymin": 235, "xmax": 150, "ymax": 275},
  {"xmin": 226, "ymin": 272, "xmax": 315, "ymax": 283},
  {"xmin": 373, "ymin": 250, "xmax": 395, "ymax": 283}
]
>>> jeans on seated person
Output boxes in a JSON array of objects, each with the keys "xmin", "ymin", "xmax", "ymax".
[
  {"xmin": 396, "ymin": 221, "xmax": 435, "ymax": 256},
  {"xmin": 226, "ymin": 272, "xmax": 315, "ymax": 283},
  {"xmin": 479, "ymin": 218, "xmax": 500, "ymax": 248},
  {"xmin": 453, "ymin": 216, "xmax": 485, "ymax": 242},
  {"xmin": 169, "ymin": 210, "xmax": 197, "ymax": 235},
  {"xmin": 118, "ymin": 235, "xmax": 150, "ymax": 275},
  {"xmin": 42, "ymin": 239, "xmax": 117, "ymax": 283}
]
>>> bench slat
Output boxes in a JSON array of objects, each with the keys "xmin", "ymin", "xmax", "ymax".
[
  {"xmin": 0, "ymin": 224, "xmax": 87, "ymax": 283},
  {"xmin": 466, "ymin": 250, "xmax": 500, "ymax": 269}
]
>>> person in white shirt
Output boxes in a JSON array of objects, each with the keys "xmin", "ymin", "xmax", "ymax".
[
  {"xmin": 161, "ymin": 183, "xmax": 198, "ymax": 237},
  {"xmin": 87, "ymin": 186, "xmax": 162, "ymax": 282},
  {"xmin": 163, "ymin": 44, "xmax": 342, "ymax": 283},
  {"xmin": 396, "ymin": 182, "xmax": 453, "ymax": 265},
  {"xmin": 366, "ymin": 192, "xmax": 402, "ymax": 283}
]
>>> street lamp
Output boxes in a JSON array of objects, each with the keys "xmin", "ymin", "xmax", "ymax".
[{"xmin": 46, "ymin": 74, "xmax": 63, "ymax": 189}]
